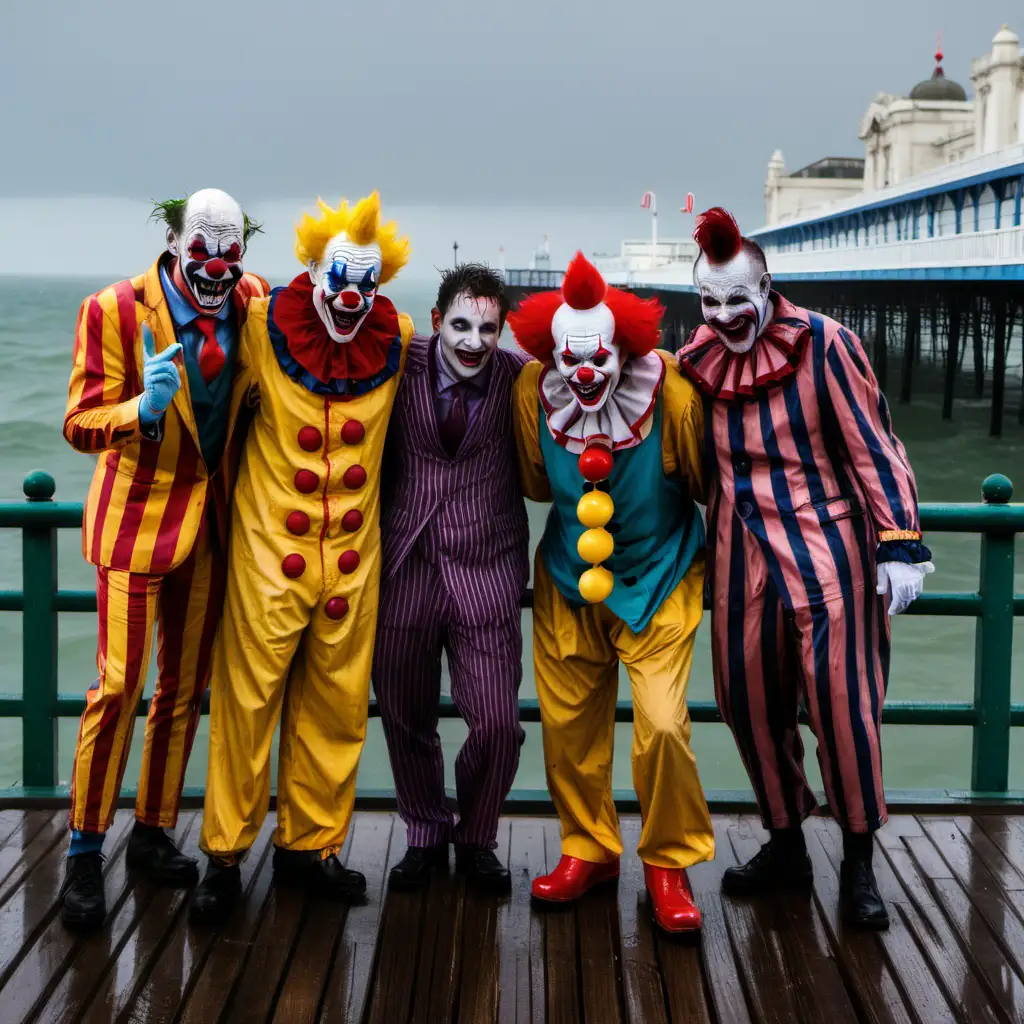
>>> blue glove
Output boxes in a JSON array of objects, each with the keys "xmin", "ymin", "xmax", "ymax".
[{"xmin": 138, "ymin": 323, "xmax": 182, "ymax": 424}]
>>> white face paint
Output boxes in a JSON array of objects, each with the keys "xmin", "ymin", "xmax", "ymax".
[
  {"xmin": 694, "ymin": 248, "xmax": 773, "ymax": 353},
  {"xmin": 434, "ymin": 292, "xmax": 502, "ymax": 381},
  {"xmin": 308, "ymin": 231, "xmax": 383, "ymax": 343},
  {"xmin": 166, "ymin": 188, "xmax": 245, "ymax": 313},
  {"xmin": 551, "ymin": 301, "xmax": 622, "ymax": 412}
]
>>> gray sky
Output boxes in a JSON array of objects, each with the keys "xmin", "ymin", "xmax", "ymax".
[{"xmin": 0, "ymin": 0, "xmax": 1019, "ymax": 270}]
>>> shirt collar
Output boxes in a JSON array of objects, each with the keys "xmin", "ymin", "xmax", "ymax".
[
  {"xmin": 433, "ymin": 334, "xmax": 491, "ymax": 393},
  {"xmin": 160, "ymin": 264, "xmax": 232, "ymax": 327}
]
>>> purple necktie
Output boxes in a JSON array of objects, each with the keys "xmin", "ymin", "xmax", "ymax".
[{"xmin": 440, "ymin": 383, "xmax": 468, "ymax": 456}]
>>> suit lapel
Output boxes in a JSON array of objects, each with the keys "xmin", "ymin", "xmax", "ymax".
[{"xmin": 410, "ymin": 336, "xmax": 449, "ymax": 459}]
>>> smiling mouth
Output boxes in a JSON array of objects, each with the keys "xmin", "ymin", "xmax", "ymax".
[
  {"xmin": 193, "ymin": 277, "xmax": 232, "ymax": 305},
  {"xmin": 330, "ymin": 304, "xmax": 365, "ymax": 334},
  {"xmin": 714, "ymin": 314, "xmax": 753, "ymax": 341},
  {"xmin": 456, "ymin": 349, "xmax": 485, "ymax": 367},
  {"xmin": 571, "ymin": 376, "xmax": 609, "ymax": 406}
]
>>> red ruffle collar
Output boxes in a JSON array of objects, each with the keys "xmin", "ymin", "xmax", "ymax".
[
  {"xmin": 678, "ymin": 292, "xmax": 810, "ymax": 401},
  {"xmin": 270, "ymin": 274, "xmax": 399, "ymax": 385}
]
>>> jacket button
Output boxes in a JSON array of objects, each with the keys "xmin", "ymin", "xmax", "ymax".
[
  {"xmin": 286, "ymin": 511, "xmax": 310, "ymax": 536},
  {"xmin": 341, "ymin": 419, "xmax": 365, "ymax": 445},
  {"xmin": 341, "ymin": 509, "xmax": 363, "ymax": 532},
  {"xmin": 338, "ymin": 550, "xmax": 360, "ymax": 574},
  {"xmin": 343, "ymin": 465, "xmax": 367, "ymax": 489},
  {"xmin": 282, "ymin": 553, "xmax": 306, "ymax": 578},
  {"xmin": 738, "ymin": 501, "xmax": 754, "ymax": 520},
  {"xmin": 325, "ymin": 596, "xmax": 349, "ymax": 620},
  {"xmin": 295, "ymin": 469, "xmax": 319, "ymax": 494},
  {"xmin": 297, "ymin": 426, "xmax": 323, "ymax": 452}
]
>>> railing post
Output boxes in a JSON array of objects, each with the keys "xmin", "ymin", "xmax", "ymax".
[
  {"xmin": 971, "ymin": 473, "xmax": 1016, "ymax": 793},
  {"xmin": 21, "ymin": 471, "xmax": 58, "ymax": 789}
]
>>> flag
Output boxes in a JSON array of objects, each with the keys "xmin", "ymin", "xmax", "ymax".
[
  {"xmin": 640, "ymin": 191, "xmax": 655, "ymax": 211},
  {"xmin": 683, "ymin": 192, "xmax": 694, "ymax": 214}
]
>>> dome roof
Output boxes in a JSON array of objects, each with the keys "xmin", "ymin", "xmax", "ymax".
[
  {"xmin": 910, "ymin": 39, "xmax": 967, "ymax": 102},
  {"xmin": 994, "ymin": 24, "xmax": 1019, "ymax": 45}
]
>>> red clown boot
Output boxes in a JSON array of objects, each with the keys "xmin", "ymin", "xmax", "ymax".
[
  {"xmin": 531, "ymin": 855, "xmax": 620, "ymax": 902},
  {"xmin": 644, "ymin": 864, "xmax": 702, "ymax": 933}
]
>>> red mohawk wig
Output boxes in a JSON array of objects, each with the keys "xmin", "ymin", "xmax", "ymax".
[
  {"xmin": 507, "ymin": 251, "xmax": 665, "ymax": 362},
  {"xmin": 693, "ymin": 207, "xmax": 742, "ymax": 264}
]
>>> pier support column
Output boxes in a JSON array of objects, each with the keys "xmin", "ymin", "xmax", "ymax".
[
  {"xmin": 973, "ymin": 297, "xmax": 986, "ymax": 399},
  {"xmin": 990, "ymin": 299, "xmax": 1008, "ymax": 437},
  {"xmin": 874, "ymin": 302, "xmax": 888, "ymax": 392},
  {"xmin": 942, "ymin": 292, "xmax": 961, "ymax": 421},
  {"xmin": 900, "ymin": 304, "xmax": 919, "ymax": 405}
]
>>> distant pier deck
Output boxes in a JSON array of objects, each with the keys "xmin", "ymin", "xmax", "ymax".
[{"xmin": 2, "ymin": 809, "xmax": 1024, "ymax": 1022}]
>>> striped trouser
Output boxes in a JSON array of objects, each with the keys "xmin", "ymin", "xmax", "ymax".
[
  {"xmin": 69, "ymin": 517, "xmax": 224, "ymax": 833},
  {"xmin": 373, "ymin": 550, "xmax": 524, "ymax": 850},
  {"xmin": 711, "ymin": 537, "xmax": 890, "ymax": 834}
]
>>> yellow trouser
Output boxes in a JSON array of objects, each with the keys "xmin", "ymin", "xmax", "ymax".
[
  {"xmin": 532, "ymin": 555, "xmax": 714, "ymax": 869},
  {"xmin": 199, "ymin": 539, "xmax": 380, "ymax": 857}
]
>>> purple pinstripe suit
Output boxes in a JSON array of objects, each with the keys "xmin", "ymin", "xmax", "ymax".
[{"xmin": 373, "ymin": 334, "xmax": 530, "ymax": 850}]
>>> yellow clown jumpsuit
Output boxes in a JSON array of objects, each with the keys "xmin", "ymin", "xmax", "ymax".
[
  {"xmin": 200, "ymin": 297, "xmax": 413, "ymax": 857},
  {"xmin": 513, "ymin": 353, "xmax": 714, "ymax": 869}
]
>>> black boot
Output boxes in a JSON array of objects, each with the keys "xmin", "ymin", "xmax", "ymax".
[
  {"xmin": 722, "ymin": 829, "xmax": 812, "ymax": 897},
  {"xmin": 190, "ymin": 859, "xmax": 242, "ymax": 926},
  {"xmin": 455, "ymin": 844, "xmax": 511, "ymax": 892},
  {"xmin": 840, "ymin": 831, "xmax": 888, "ymax": 930},
  {"xmin": 272, "ymin": 848, "xmax": 367, "ymax": 901},
  {"xmin": 389, "ymin": 844, "xmax": 449, "ymax": 890},
  {"xmin": 126, "ymin": 821, "xmax": 200, "ymax": 887},
  {"xmin": 60, "ymin": 852, "xmax": 106, "ymax": 930}
]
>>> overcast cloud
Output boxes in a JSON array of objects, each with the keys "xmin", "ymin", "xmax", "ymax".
[{"xmin": 0, "ymin": 0, "xmax": 1018, "ymax": 270}]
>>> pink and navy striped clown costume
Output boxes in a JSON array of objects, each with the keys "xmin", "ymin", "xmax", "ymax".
[{"xmin": 677, "ymin": 209, "xmax": 933, "ymax": 881}]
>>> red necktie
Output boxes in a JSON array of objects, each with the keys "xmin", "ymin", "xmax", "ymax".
[
  {"xmin": 196, "ymin": 318, "xmax": 225, "ymax": 384},
  {"xmin": 439, "ymin": 384, "xmax": 468, "ymax": 456}
]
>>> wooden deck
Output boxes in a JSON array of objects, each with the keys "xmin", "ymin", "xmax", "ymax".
[{"xmin": 0, "ymin": 810, "xmax": 1023, "ymax": 1022}]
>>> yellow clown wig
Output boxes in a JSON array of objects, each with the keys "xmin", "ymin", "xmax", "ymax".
[{"xmin": 294, "ymin": 190, "xmax": 410, "ymax": 284}]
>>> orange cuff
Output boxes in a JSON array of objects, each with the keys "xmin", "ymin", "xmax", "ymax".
[{"xmin": 878, "ymin": 529, "xmax": 921, "ymax": 542}]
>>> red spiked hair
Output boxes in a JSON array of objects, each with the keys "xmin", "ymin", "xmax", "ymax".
[
  {"xmin": 692, "ymin": 207, "xmax": 742, "ymax": 264},
  {"xmin": 507, "ymin": 251, "xmax": 665, "ymax": 362}
]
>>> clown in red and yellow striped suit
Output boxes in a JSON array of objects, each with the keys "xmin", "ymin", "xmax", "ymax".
[{"xmin": 59, "ymin": 189, "xmax": 268, "ymax": 931}]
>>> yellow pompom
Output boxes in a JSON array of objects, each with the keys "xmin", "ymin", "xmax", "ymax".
[
  {"xmin": 577, "ymin": 490, "xmax": 614, "ymax": 528},
  {"xmin": 577, "ymin": 527, "xmax": 614, "ymax": 565},
  {"xmin": 579, "ymin": 566, "xmax": 614, "ymax": 603}
]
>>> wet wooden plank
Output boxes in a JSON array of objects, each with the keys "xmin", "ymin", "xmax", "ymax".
[
  {"xmin": 0, "ymin": 809, "xmax": 37, "ymax": 850},
  {"xmin": 541, "ymin": 817, "xmax": 580, "ymax": 1024},
  {"xmin": 730, "ymin": 821, "xmax": 855, "ymax": 1024},
  {"xmin": 457, "ymin": 818, "xmax": 509, "ymax": 1024},
  {"xmin": 686, "ymin": 816, "xmax": 754, "ymax": 1024},
  {"xmin": 875, "ymin": 825, "xmax": 1008, "ymax": 1024},
  {"xmin": 365, "ymin": 827, "xmax": 425, "ymax": 1024},
  {"xmin": 317, "ymin": 813, "xmax": 399, "ymax": 1023},
  {"xmin": 0, "ymin": 812, "xmax": 66, "ymax": 911},
  {"xmin": 0, "ymin": 811, "xmax": 136, "ymax": 1024},
  {"xmin": 954, "ymin": 815, "xmax": 1024, "ymax": 892},
  {"xmin": 972, "ymin": 814, "xmax": 1024, "ymax": 879},
  {"xmin": 126, "ymin": 819, "xmax": 277, "ymax": 1024},
  {"xmin": 497, "ymin": 816, "xmax": 547, "ymax": 1024},
  {"xmin": 804, "ymin": 820, "xmax": 917, "ymax": 1024},
  {"xmin": 577, "ymin": 874, "xmax": 624, "ymax": 1024},
  {"xmin": 923, "ymin": 817, "xmax": 1024, "ymax": 893},
  {"xmin": 77, "ymin": 814, "xmax": 202, "ymax": 1023},
  {"xmin": 616, "ymin": 819, "xmax": 669, "ymax": 1024},
  {"xmin": 409, "ymin": 868, "xmax": 465, "ymax": 1023}
]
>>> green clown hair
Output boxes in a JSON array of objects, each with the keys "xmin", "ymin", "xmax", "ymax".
[{"xmin": 149, "ymin": 195, "xmax": 264, "ymax": 244}]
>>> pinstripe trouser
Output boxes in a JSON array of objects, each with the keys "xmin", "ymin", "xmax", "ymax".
[{"xmin": 373, "ymin": 551, "xmax": 525, "ymax": 850}]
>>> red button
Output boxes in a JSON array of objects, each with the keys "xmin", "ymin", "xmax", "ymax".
[
  {"xmin": 343, "ymin": 465, "xmax": 367, "ymax": 489},
  {"xmin": 286, "ymin": 511, "xmax": 310, "ymax": 535},
  {"xmin": 337, "ymin": 550, "xmax": 360, "ymax": 574},
  {"xmin": 342, "ymin": 509, "xmax": 363, "ymax": 532},
  {"xmin": 341, "ymin": 419, "xmax": 365, "ymax": 445},
  {"xmin": 325, "ymin": 596, "xmax": 349, "ymax": 620},
  {"xmin": 295, "ymin": 469, "xmax": 320, "ymax": 494},
  {"xmin": 282, "ymin": 554, "xmax": 306, "ymax": 579},
  {"xmin": 298, "ymin": 426, "xmax": 323, "ymax": 452}
]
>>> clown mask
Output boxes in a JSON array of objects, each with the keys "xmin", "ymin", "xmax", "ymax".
[
  {"xmin": 695, "ymin": 247, "xmax": 772, "ymax": 354},
  {"xmin": 166, "ymin": 189, "xmax": 246, "ymax": 314},
  {"xmin": 432, "ymin": 292, "xmax": 502, "ymax": 381},
  {"xmin": 551, "ymin": 301, "xmax": 622, "ymax": 411},
  {"xmin": 309, "ymin": 233, "xmax": 382, "ymax": 343}
]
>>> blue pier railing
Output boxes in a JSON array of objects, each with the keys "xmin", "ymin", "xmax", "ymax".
[{"xmin": 0, "ymin": 471, "xmax": 1022, "ymax": 810}]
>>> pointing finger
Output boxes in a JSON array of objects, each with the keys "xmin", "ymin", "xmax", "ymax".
[{"xmin": 149, "ymin": 342, "xmax": 183, "ymax": 364}]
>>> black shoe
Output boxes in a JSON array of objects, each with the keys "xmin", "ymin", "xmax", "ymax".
[
  {"xmin": 722, "ymin": 838, "xmax": 813, "ymax": 897},
  {"xmin": 60, "ymin": 852, "xmax": 106, "ymax": 931},
  {"xmin": 272, "ymin": 847, "xmax": 367, "ymax": 901},
  {"xmin": 389, "ymin": 844, "xmax": 449, "ymax": 890},
  {"xmin": 189, "ymin": 859, "xmax": 242, "ymax": 926},
  {"xmin": 126, "ymin": 822, "xmax": 200, "ymax": 887},
  {"xmin": 455, "ymin": 844, "xmax": 512, "ymax": 892},
  {"xmin": 840, "ymin": 858, "xmax": 889, "ymax": 930}
]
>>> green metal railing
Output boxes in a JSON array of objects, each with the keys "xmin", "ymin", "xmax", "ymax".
[{"xmin": 0, "ymin": 471, "xmax": 1022, "ymax": 806}]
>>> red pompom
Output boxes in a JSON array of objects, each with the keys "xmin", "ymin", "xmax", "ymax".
[
  {"xmin": 692, "ymin": 207, "xmax": 742, "ymax": 264},
  {"xmin": 579, "ymin": 446, "xmax": 614, "ymax": 482},
  {"xmin": 562, "ymin": 251, "xmax": 607, "ymax": 310}
]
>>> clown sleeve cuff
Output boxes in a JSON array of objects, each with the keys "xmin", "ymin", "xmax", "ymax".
[{"xmin": 876, "ymin": 538, "xmax": 933, "ymax": 565}]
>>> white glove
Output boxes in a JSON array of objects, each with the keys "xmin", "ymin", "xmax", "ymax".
[{"xmin": 876, "ymin": 561, "xmax": 934, "ymax": 615}]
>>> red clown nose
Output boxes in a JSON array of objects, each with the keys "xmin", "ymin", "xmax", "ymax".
[
  {"xmin": 576, "ymin": 366, "xmax": 596, "ymax": 384},
  {"xmin": 338, "ymin": 291, "xmax": 362, "ymax": 309},
  {"xmin": 204, "ymin": 258, "xmax": 228, "ymax": 279}
]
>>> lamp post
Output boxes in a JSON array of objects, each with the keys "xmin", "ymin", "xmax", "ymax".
[{"xmin": 453, "ymin": 240, "xmax": 459, "ymax": 266}]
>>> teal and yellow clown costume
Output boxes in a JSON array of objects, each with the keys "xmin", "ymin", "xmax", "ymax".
[{"xmin": 509, "ymin": 252, "xmax": 713, "ymax": 933}]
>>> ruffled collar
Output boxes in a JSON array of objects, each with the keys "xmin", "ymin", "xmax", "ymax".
[
  {"xmin": 540, "ymin": 351, "xmax": 664, "ymax": 454},
  {"xmin": 269, "ymin": 273, "xmax": 400, "ymax": 386},
  {"xmin": 678, "ymin": 292, "xmax": 810, "ymax": 401}
]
